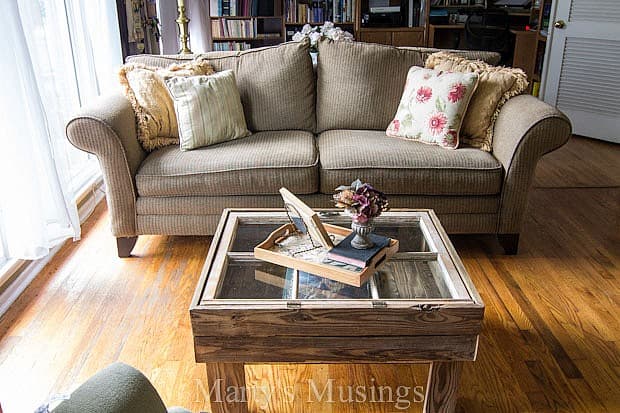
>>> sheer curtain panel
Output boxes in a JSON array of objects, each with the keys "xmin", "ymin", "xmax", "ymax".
[{"xmin": 0, "ymin": 0, "xmax": 122, "ymax": 260}]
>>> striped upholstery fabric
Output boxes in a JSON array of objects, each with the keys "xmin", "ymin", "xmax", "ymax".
[
  {"xmin": 492, "ymin": 95, "xmax": 571, "ymax": 233},
  {"xmin": 125, "ymin": 54, "xmax": 195, "ymax": 67},
  {"xmin": 317, "ymin": 130, "xmax": 503, "ymax": 195},
  {"xmin": 136, "ymin": 212, "xmax": 500, "ymax": 236},
  {"xmin": 400, "ymin": 47, "xmax": 501, "ymax": 66},
  {"xmin": 165, "ymin": 70, "xmax": 250, "ymax": 150},
  {"xmin": 66, "ymin": 94, "xmax": 145, "ymax": 237},
  {"xmin": 316, "ymin": 40, "xmax": 425, "ymax": 132},
  {"xmin": 136, "ymin": 194, "xmax": 499, "ymax": 215},
  {"xmin": 128, "ymin": 42, "xmax": 316, "ymax": 133},
  {"xmin": 136, "ymin": 130, "xmax": 319, "ymax": 196}
]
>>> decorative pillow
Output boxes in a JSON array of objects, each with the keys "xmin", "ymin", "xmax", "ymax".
[
  {"xmin": 426, "ymin": 52, "xmax": 528, "ymax": 151},
  {"xmin": 386, "ymin": 67, "xmax": 479, "ymax": 149},
  {"xmin": 165, "ymin": 70, "xmax": 251, "ymax": 151},
  {"xmin": 118, "ymin": 60, "xmax": 215, "ymax": 151}
]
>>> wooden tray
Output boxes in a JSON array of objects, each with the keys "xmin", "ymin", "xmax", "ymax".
[{"xmin": 254, "ymin": 223, "xmax": 399, "ymax": 287}]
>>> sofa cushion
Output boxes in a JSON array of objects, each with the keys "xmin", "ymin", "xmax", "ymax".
[
  {"xmin": 316, "ymin": 40, "xmax": 426, "ymax": 133},
  {"xmin": 118, "ymin": 59, "xmax": 215, "ymax": 151},
  {"xmin": 131, "ymin": 41, "xmax": 315, "ymax": 133},
  {"xmin": 316, "ymin": 41, "xmax": 502, "ymax": 133},
  {"xmin": 136, "ymin": 131, "xmax": 318, "ymax": 197},
  {"xmin": 165, "ymin": 70, "xmax": 251, "ymax": 151},
  {"xmin": 317, "ymin": 130, "xmax": 503, "ymax": 195},
  {"xmin": 426, "ymin": 51, "xmax": 528, "ymax": 152}
]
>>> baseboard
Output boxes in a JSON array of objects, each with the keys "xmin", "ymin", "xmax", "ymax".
[{"xmin": 0, "ymin": 176, "xmax": 105, "ymax": 319}]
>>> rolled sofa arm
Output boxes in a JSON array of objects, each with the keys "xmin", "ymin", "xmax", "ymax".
[
  {"xmin": 66, "ymin": 94, "xmax": 145, "ymax": 237},
  {"xmin": 492, "ymin": 94, "xmax": 572, "ymax": 234}
]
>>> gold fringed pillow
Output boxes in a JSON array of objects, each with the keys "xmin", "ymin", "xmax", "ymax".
[
  {"xmin": 425, "ymin": 52, "xmax": 528, "ymax": 151},
  {"xmin": 119, "ymin": 60, "xmax": 215, "ymax": 151}
]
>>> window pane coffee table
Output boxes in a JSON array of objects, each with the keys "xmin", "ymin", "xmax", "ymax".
[{"xmin": 190, "ymin": 209, "xmax": 484, "ymax": 413}]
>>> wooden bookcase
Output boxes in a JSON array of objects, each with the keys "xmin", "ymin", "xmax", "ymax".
[
  {"xmin": 210, "ymin": 0, "xmax": 285, "ymax": 51},
  {"xmin": 357, "ymin": 0, "xmax": 426, "ymax": 46},
  {"xmin": 283, "ymin": 0, "xmax": 356, "ymax": 41},
  {"xmin": 511, "ymin": 0, "xmax": 550, "ymax": 96}
]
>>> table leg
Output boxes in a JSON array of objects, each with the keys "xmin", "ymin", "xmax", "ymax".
[
  {"xmin": 205, "ymin": 362, "xmax": 248, "ymax": 413},
  {"xmin": 423, "ymin": 361, "xmax": 463, "ymax": 413}
]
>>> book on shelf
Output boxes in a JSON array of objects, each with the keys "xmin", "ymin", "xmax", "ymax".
[
  {"xmin": 285, "ymin": 0, "xmax": 355, "ymax": 24},
  {"xmin": 212, "ymin": 18, "xmax": 259, "ymax": 38},
  {"xmin": 212, "ymin": 42, "xmax": 252, "ymax": 51},
  {"xmin": 326, "ymin": 232, "xmax": 391, "ymax": 268},
  {"xmin": 210, "ymin": 0, "xmax": 270, "ymax": 16}
]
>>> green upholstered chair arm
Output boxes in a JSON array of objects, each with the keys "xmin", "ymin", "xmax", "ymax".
[{"xmin": 51, "ymin": 363, "xmax": 181, "ymax": 413}]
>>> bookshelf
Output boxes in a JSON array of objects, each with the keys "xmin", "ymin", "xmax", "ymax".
[
  {"xmin": 209, "ymin": 0, "xmax": 285, "ymax": 51},
  {"xmin": 208, "ymin": 0, "xmax": 438, "ymax": 49},
  {"xmin": 283, "ymin": 0, "xmax": 356, "ymax": 41}
]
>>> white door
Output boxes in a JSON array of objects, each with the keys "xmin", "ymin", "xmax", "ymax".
[{"xmin": 541, "ymin": 0, "xmax": 620, "ymax": 143}]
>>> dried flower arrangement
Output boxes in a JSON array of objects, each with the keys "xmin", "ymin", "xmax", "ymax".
[
  {"xmin": 292, "ymin": 21, "xmax": 354, "ymax": 52},
  {"xmin": 333, "ymin": 179, "xmax": 389, "ymax": 224}
]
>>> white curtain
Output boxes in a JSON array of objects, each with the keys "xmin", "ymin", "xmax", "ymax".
[
  {"xmin": 158, "ymin": 0, "xmax": 213, "ymax": 54},
  {"xmin": 188, "ymin": 0, "xmax": 213, "ymax": 53},
  {"xmin": 0, "ymin": 0, "xmax": 122, "ymax": 260}
]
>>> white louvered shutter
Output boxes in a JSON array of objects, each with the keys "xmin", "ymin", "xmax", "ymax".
[{"xmin": 543, "ymin": 0, "xmax": 620, "ymax": 143}]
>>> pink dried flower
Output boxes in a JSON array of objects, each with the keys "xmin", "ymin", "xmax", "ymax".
[{"xmin": 334, "ymin": 180, "xmax": 389, "ymax": 223}]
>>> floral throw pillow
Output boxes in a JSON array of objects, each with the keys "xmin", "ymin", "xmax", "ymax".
[{"xmin": 386, "ymin": 67, "xmax": 479, "ymax": 149}]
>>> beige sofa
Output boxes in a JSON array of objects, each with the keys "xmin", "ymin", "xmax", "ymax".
[{"xmin": 66, "ymin": 40, "xmax": 571, "ymax": 257}]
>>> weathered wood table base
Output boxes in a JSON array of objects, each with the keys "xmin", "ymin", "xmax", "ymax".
[
  {"xmin": 205, "ymin": 361, "xmax": 464, "ymax": 413},
  {"xmin": 192, "ymin": 210, "xmax": 484, "ymax": 413}
]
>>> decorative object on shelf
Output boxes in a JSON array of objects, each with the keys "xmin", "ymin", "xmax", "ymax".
[
  {"xmin": 292, "ymin": 21, "xmax": 353, "ymax": 52},
  {"xmin": 333, "ymin": 179, "xmax": 389, "ymax": 249},
  {"xmin": 176, "ymin": 0, "xmax": 192, "ymax": 54}
]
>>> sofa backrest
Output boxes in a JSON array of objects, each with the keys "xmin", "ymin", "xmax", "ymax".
[
  {"xmin": 315, "ymin": 40, "xmax": 501, "ymax": 132},
  {"xmin": 126, "ymin": 40, "xmax": 316, "ymax": 133}
]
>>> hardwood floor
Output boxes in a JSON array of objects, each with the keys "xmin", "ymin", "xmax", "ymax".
[{"xmin": 0, "ymin": 136, "xmax": 618, "ymax": 413}]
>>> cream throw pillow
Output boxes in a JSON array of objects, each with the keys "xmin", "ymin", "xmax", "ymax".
[
  {"xmin": 165, "ymin": 70, "xmax": 251, "ymax": 151},
  {"xmin": 387, "ymin": 67, "xmax": 479, "ymax": 149},
  {"xmin": 119, "ymin": 60, "xmax": 215, "ymax": 151},
  {"xmin": 426, "ymin": 52, "xmax": 528, "ymax": 151}
]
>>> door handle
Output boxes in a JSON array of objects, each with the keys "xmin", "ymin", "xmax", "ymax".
[{"xmin": 554, "ymin": 20, "xmax": 566, "ymax": 29}]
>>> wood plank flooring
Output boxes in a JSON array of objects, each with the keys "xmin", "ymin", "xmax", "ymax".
[{"xmin": 0, "ymin": 136, "xmax": 618, "ymax": 412}]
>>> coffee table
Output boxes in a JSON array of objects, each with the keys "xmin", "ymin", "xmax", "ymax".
[{"xmin": 190, "ymin": 209, "xmax": 484, "ymax": 413}]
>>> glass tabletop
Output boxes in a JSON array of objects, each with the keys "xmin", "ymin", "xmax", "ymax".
[{"xmin": 204, "ymin": 211, "xmax": 472, "ymax": 303}]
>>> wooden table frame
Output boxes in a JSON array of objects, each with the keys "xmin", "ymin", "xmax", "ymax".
[{"xmin": 190, "ymin": 209, "xmax": 484, "ymax": 413}]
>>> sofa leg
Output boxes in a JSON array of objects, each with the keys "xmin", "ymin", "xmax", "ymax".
[
  {"xmin": 116, "ymin": 236, "xmax": 138, "ymax": 258},
  {"xmin": 498, "ymin": 234, "xmax": 519, "ymax": 255}
]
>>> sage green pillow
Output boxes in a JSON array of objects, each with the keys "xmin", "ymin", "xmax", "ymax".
[{"xmin": 165, "ymin": 70, "xmax": 251, "ymax": 151}]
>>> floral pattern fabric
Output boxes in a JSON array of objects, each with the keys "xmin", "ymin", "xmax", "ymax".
[{"xmin": 386, "ymin": 67, "xmax": 479, "ymax": 149}]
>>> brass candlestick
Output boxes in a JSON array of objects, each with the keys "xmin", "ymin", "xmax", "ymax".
[{"xmin": 176, "ymin": 0, "xmax": 192, "ymax": 54}]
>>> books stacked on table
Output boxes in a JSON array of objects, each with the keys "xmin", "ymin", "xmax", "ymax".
[{"xmin": 326, "ymin": 232, "xmax": 391, "ymax": 269}]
